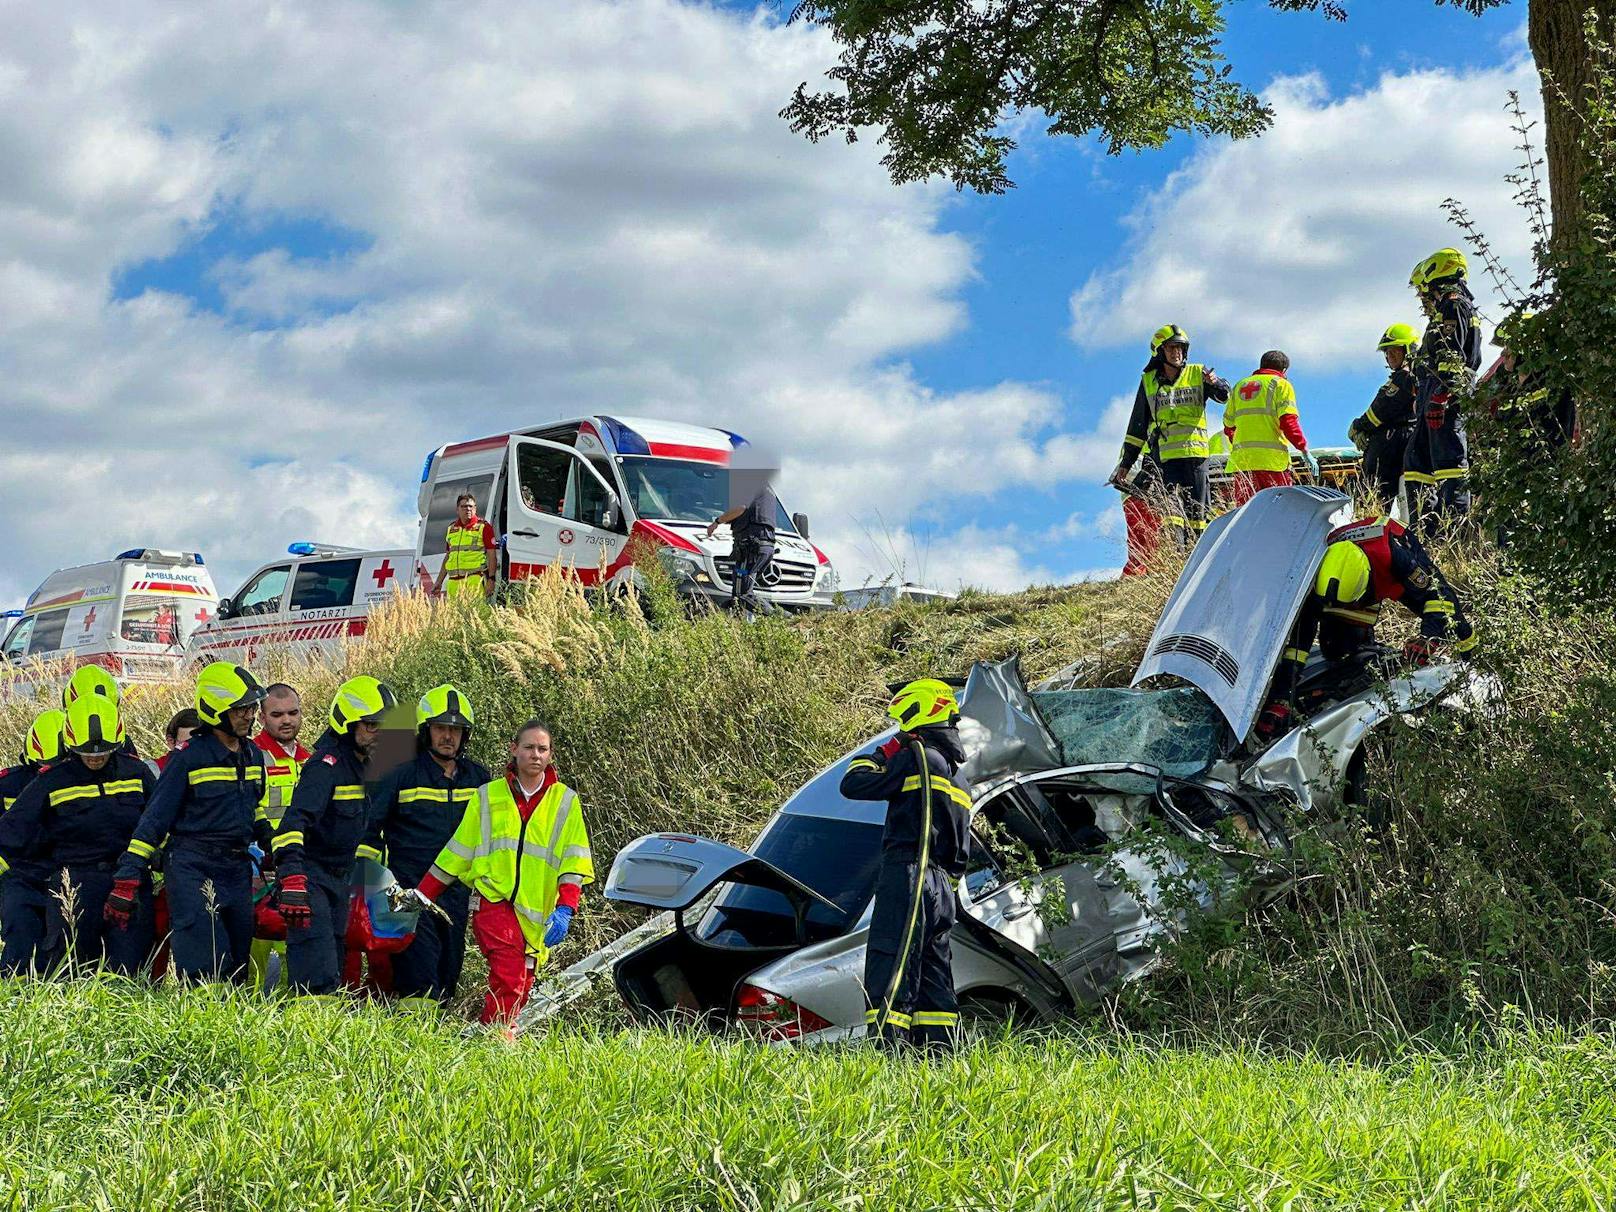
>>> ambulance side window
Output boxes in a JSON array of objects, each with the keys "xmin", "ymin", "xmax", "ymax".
[
  {"xmin": 515, "ymin": 446, "xmax": 572, "ymax": 517},
  {"xmin": 423, "ymin": 476, "xmax": 495, "ymax": 556},
  {"xmin": 26, "ymin": 610, "xmax": 70, "ymax": 656},
  {"xmin": 236, "ymin": 566, "xmax": 291, "ymax": 616},
  {"xmin": 289, "ymin": 560, "xmax": 361, "ymax": 611},
  {"xmin": 569, "ymin": 461, "xmax": 621, "ymax": 531},
  {"xmin": 2, "ymin": 617, "xmax": 35, "ymax": 661}
]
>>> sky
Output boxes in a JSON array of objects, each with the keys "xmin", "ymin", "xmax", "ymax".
[{"xmin": 0, "ymin": 0, "xmax": 1542, "ymax": 606}]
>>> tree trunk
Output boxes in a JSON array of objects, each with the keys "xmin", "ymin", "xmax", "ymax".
[{"xmin": 1529, "ymin": 0, "xmax": 1616, "ymax": 242}]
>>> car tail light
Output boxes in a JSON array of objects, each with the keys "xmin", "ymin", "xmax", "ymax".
[{"xmin": 733, "ymin": 984, "xmax": 832, "ymax": 1041}]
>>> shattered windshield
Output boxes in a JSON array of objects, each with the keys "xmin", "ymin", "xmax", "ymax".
[{"xmin": 1031, "ymin": 687, "xmax": 1229, "ymax": 779}]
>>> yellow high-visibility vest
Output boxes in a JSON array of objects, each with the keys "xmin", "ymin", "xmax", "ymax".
[
  {"xmin": 429, "ymin": 777, "xmax": 594, "ymax": 961},
  {"xmin": 1142, "ymin": 365, "xmax": 1212, "ymax": 460},
  {"xmin": 1226, "ymin": 372, "xmax": 1301, "ymax": 473}
]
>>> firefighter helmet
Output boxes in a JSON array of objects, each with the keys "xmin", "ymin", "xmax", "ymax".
[
  {"xmin": 23, "ymin": 709, "xmax": 66, "ymax": 766},
  {"xmin": 1409, "ymin": 248, "xmax": 1468, "ymax": 293},
  {"xmin": 1316, "ymin": 542, "xmax": 1372, "ymax": 606},
  {"xmin": 1150, "ymin": 324, "xmax": 1190, "ymax": 355},
  {"xmin": 63, "ymin": 664, "xmax": 119, "ymax": 710},
  {"xmin": 63, "ymin": 695, "xmax": 125, "ymax": 757},
  {"xmin": 416, "ymin": 684, "xmax": 474, "ymax": 732},
  {"xmin": 195, "ymin": 661, "xmax": 268, "ymax": 728},
  {"xmin": 1376, "ymin": 323, "xmax": 1419, "ymax": 355},
  {"xmin": 329, "ymin": 675, "xmax": 399, "ymax": 735},
  {"xmin": 888, "ymin": 678, "xmax": 961, "ymax": 732}
]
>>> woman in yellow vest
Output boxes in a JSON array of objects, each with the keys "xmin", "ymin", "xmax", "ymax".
[
  {"xmin": 396, "ymin": 718, "xmax": 592, "ymax": 1027},
  {"xmin": 1223, "ymin": 350, "xmax": 1318, "ymax": 505}
]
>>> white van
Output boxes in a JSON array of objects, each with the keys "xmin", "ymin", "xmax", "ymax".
[
  {"xmin": 416, "ymin": 415, "xmax": 835, "ymax": 610},
  {"xmin": 186, "ymin": 544, "xmax": 417, "ymax": 665},
  {"xmin": 1, "ymin": 549, "xmax": 219, "ymax": 682}
]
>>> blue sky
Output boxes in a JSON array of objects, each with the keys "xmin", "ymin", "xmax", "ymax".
[{"xmin": 0, "ymin": 0, "xmax": 1540, "ymax": 604}]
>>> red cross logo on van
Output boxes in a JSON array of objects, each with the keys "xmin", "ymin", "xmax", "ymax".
[
  {"xmin": 371, "ymin": 560, "xmax": 395, "ymax": 589},
  {"xmin": 195, "ymin": 606, "xmax": 213, "ymax": 623},
  {"xmin": 82, "ymin": 607, "xmax": 96, "ymax": 632},
  {"xmin": 558, "ymin": 529, "xmax": 575, "ymax": 545}
]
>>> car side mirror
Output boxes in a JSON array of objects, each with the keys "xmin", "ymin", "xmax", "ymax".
[
  {"xmin": 792, "ymin": 512, "xmax": 811, "ymax": 539},
  {"xmin": 215, "ymin": 597, "xmax": 234, "ymax": 621}
]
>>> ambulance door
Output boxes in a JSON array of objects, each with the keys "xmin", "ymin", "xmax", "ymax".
[{"xmin": 505, "ymin": 438, "xmax": 628, "ymax": 584}]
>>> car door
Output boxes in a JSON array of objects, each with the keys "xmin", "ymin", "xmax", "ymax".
[
  {"xmin": 505, "ymin": 438, "xmax": 629, "ymax": 584},
  {"xmin": 207, "ymin": 563, "xmax": 292, "ymax": 661}
]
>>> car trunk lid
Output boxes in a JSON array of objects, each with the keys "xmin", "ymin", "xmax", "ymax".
[{"xmin": 605, "ymin": 833, "xmax": 842, "ymax": 925}]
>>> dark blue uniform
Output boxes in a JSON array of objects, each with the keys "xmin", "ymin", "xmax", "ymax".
[
  {"xmin": 363, "ymin": 750, "xmax": 491, "ymax": 1007},
  {"xmin": 115, "ymin": 731, "xmax": 266, "ymax": 981},
  {"xmin": 0, "ymin": 762, "xmax": 46, "ymax": 975},
  {"xmin": 840, "ymin": 726, "xmax": 972, "ymax": 1049},
  {"xmin": 0, "ymin": 754, "xmax": 156, "ymax": 976},
  {"xmin": 272, "ymin": 729, "xmax": 371, "ymax": 994},
  {"xmin": 1353, "ymin": 365, "xmax": 1416, "ymax": 511},
  {"xmin": 1407, "ymin": 286, "xmax": 1483, "ymax": 536}
]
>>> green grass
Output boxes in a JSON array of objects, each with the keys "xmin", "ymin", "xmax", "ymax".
[{"xmin": 2, "ymin": 981, "xmax": 1614, "ymax": 1211}]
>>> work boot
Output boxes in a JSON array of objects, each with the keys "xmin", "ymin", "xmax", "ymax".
[{"xmin": 913, "ymin": 1024, "xmax": 957, "ymax": 1057}]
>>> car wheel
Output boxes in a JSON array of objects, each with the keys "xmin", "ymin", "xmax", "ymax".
[{"xmin": 956, "ymin": 991, "xmax": 1028, "ymax": 1041}]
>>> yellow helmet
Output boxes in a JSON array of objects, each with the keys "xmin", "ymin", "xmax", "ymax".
[
  {"xmin": 1316, "ymin": 542, "xmax": 1371, "ymax": 605},
  {"xmin": 329, "ymin": 675, "xmax": 399, "ymax": 735},
  {"xmin": 1409, "ymin": 248, "xmax": 1468, "ymax": 293},
  {"xmin": 63, "ymin": 695, "xmax": 125, "ymax": 757},
  {"xmin": 63, "ymin": 664, "xmax": 119, "ymax": 710},
  {"xmin": 888, "ymin": 678, "xmax": 960, "ymax": 732},
  {"xmin": 1150, "ymin": 324, "xmax": 1190, "ymax": 355},
  {"xmin": 195, "ymin": 661, "xmax": 268, "ymax": 728},
  {"xmin": 416, "ymin": 683, "xmax": 474, "ymax": 732},
  {"xmin": 1376, "ymin": 323, "xmax": 1419, "ymax": 355},
  {"xmin": 23, "ymin": 708, "xmax": 66, "ymax": 766}
]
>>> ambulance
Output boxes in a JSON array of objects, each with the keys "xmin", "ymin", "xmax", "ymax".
[
  {"xmin": 0, "ymin": 550, "xmax": 219, "ymax": 682},
  {"xmin": 185, "ymin": 543, "xmax": 417, "ymax": 665},
  {"xmin": 415, "ymin": 415, "xmax": 835, "ymax": 610}
]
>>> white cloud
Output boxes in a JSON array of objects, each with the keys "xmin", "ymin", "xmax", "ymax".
[
  {"xmin": 0, "ymin": 0, "xmax": 1116, "ymax": 604},
  {"xmin": 1069, "ymin": 57, "xmax": 1542, "ymax": 368}
]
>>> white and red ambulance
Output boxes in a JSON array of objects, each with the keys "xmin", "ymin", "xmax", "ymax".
[
  {"xmin": 415, "ymin": 415, "xmax": 835, "ymax": 610},
  {"xmin": 185, "ymin": 544, "xmax": 417, "ymax": 665},
  {"xmin": 1, "ymin": 549, "xmax": 220, "ymax": 683}
]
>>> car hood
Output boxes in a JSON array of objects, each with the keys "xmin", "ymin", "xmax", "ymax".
[{"xmin": 1132, "ymin": 486, "xmax": 1355, "ymax": 743}]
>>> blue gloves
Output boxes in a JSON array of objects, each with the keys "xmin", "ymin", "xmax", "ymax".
[
  {"xmin": 544, "ymin": 904, "xmax": 574, "ymax": 947},
  {"xmin": 1304, "ymin": 451, "xmax": 1321, "ymax": 478}
]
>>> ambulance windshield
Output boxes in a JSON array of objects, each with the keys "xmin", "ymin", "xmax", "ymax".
[{"xmin": 618, "ymin": 457, "xmax": 798, "ymax": 533}]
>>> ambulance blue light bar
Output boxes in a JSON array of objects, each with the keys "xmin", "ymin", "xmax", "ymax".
[
  {"xmin": 288, "ymin": 543, "xmax": 319, "ymax": 556},
  {"xmin": 1, "ymin": 609, "xmax": 22, "ymax": 619},
  {"xmin": 420, "ymin": 451, "xmax": 436, "ymax": 483}
]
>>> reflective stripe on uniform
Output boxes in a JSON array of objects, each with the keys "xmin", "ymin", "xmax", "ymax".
[
  {"xmin": 189, "ymin": 765, "xmax": 262, "ymax": 785},
  {"xmin": 331, "ymin": 785, "xmax": 366, "ymax": 801},
  {"xmin": 355, "ymin": 844, "xmax": 384, "ymax": 863},
  {"xmin": 400, "ymin": 787, "xmax": 451, "ymax": 803},
  {"xmin": 1433, "ymin": 467, "xmax": 1469, "ymax": 480},
  {"xmin": 1284, "ymin": 647, "xmax": 1309, "ymax": 664},
  {"xmin": 49, "ymin": 785, "xmax": 102, "ymax": 806},
  {"xmin": 1455, "ymin": 632, "xmax": 1479, "ymax": 653},
  {"xmin": 1403, "ymin": 470, "xmax": 1437, "ymax": 484},
  {"xmin": 900, "ymin": 774, "xmax": 972, "ymax": 812},
  {"xmin": 1365, "ymin": 405, "xmax": 1382, "ymax": 426},
  {"xmin": 911, "ymin": 1010, "xmax": 958, "ymax": 1027},
  {"xmin": 272, "ymin": 830, "xmax": 305, "ymax": 851},
  {"xmin": 103, "ymin": 779, "xmax": 144, "ymax": 795},
  {"xmin": 126, "ymin": 839, "xmax": 158, "ymax": 861},
  {"xmin": 865, "ymin": 1008, "xmax": 912, "ymax": 1029},
  {"xmin": 1325, "ymin": 606, "xmax": 1381, "ymax": 626},
  {"xmin": 1423, "ymin": 600, "xmax": 1456, "ymax": 615},
  {"xmin": 846, "ymin": 758, "xmax": 880, "ymax": 773}
]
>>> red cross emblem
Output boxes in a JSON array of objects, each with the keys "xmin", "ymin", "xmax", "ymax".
[
  {"xmin": 371, "ymin": 559, "xmax": 395, "ymax": 589},
  {"xmin": 558, "ymin": 529, "xmax": 575, "ymax": 545},
  {"xmin": 1239, "ymin": 381, "xmax": 1262, "ymax": 400},
  {"xmin": 82, "ymin": 607, "xmax": 96, "ymax": 632},
  {"xmin": 195, "ymin": 606, "xmax": 213, "ymax": 623}
]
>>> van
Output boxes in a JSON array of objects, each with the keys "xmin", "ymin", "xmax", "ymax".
[
  {"xmin": 186, "ymin": 544, "xmax": 417, "ymax": 666},
  {"xmin": 416, "ymin": 415, "xmax": 836, "ymax": 611},
  {"xmin": 1, "ymin": 550, "xmax": 219, "ymax": 683}
]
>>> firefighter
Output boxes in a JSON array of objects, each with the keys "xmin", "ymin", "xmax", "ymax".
[
  {"xmin": 0, "ymin": 710, "xmax": 66, "ymax": 976},
  {"xmin": 1257, "ymin": 515, "xmax": 1476, "ymax": 740},
  {"xmin": 1224, "ymin": 351, "xmax": 1317, "ymax": 505},
  {"xmin": 248, "ymin": 683, "xmax": 308, "ymax": 991},
  {"xmin": 271, "ymin": 676, "xmax": 397, "ymax": 996},
  {"xmin": 106, "ymin": 662, "xmax": 269, "ymax": 982},
  {"xmin": 840, "ymin": 679, "xmax": 973, "ymax": 1054},
  {"xmin": 1109, "ymin": 324, "xmax": 1231, "ymax": 547},
  {"xmin": 0, "ymin": 696, "xmax": 155, "ymax": 976},
  {"xmin": 362, "ymin": 684, "xmax": 491, "ymax": 1011},
  {"xmin": 1349, "ymin": 324, "xmax": 1420, "ymax": 512},
  {"xmin": 1405, "ymin": 249, "xmax": 1482, "ymax": 538},
  {"xmin": 394, "ymin": 719, "xmax": 593, "ymax": 1029},
  {"xmin": 1489, "ymin": 312, "xmax": 1577, "ymax": 450},
  {"xmin": 433, "ymin": 492, "xmax": 497, "ymax": 602}
]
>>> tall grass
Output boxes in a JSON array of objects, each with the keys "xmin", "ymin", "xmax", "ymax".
[{"xmin": 1, "ymin": 980, "xmax": 1614, "ymax": 1211}]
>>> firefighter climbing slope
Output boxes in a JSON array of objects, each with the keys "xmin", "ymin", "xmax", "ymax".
[{"xmin": 840, "ymin": 679, "xmax": 973, "ymax": 1054}]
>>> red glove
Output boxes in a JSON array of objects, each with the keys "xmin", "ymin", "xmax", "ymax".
[
  {"xmin": 1254, "ymin": 702, "xmax": 1292, "ymax": 742},
  {"xmin": 877, "ymin": 736, "xmax": 903, "ymax": 761},
  {"xmin": 278, "ymin": 874, "xmax": 312, "ymax": 929},
  {"xmin": 104, "ymin": 878, "xmax": 141, "ymax": 929},
  {"xmin": 1426, "ymin": 392, "xmax": 1450, "ymax": 429},
  {"xmin": 1403, "ymin": 637, "xmax": 1437, "ymax": 667}
]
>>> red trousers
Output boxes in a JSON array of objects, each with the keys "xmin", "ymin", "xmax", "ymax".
[
  {"xmin": 1122, "ymin": 497, "xmax": 1160, "ymax": 577},
  {"xmin": 473, "ymin": 899, "xmax": 534, "ymax": 1025},
  {"xmin": 1231, "ymin": 469, "xmax": 1294, "ymax": 505}
]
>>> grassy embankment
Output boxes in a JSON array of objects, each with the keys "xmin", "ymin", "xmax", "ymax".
[{"xmin": 3, "ymin": 980, "xmax": 1616, "ymax": 1210}]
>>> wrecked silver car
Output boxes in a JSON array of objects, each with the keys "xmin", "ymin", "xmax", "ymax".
[{"xmin": 520, "ymin": 488, "xmax": 1494, "ymax": 1039}]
